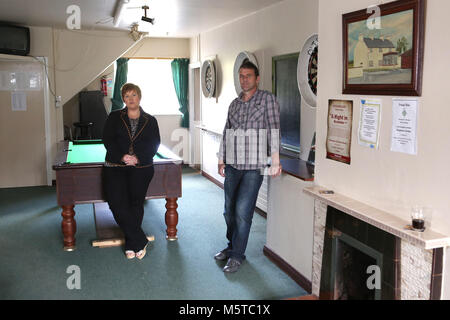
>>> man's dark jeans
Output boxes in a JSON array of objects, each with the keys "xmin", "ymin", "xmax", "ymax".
[{"xmin": 223, "ymin": 165, "xmax": 264, "ymax": 262}]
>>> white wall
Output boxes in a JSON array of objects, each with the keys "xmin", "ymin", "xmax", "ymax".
[
  {"xmin": 317, "ymin": 0, "xmax": 450, "ymax": 298},
  {"xmin": 123, "ymin": 37, "xmax": 190, "ymax": 58},
  {"xmin": 267, "ymin": 175, "xmax": 315, "ymax": 280}
]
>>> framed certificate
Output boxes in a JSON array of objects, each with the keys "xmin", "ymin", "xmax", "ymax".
[{"xmin": 327, "ymin": 100, "xmax": 353, "ymax": 164}]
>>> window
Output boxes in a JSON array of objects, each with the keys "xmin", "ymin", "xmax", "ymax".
[{"xmin": 127, "ymin": 58, "xmax": 181, "ymax": 115}]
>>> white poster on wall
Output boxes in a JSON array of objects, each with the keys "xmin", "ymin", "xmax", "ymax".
[
  {"xmin": 0, "ymin": 71, "xmax": 42, "ymax": 91},
  {"xmin": 390, "ymin": 99, "xmax": 418, "ymax": 155},
  {"xmin": 11, "ymin": 91, "xmax": 27, "ymax": 111},
  {"xmin": 358, "ymin": 99, "xmax": 381, "ymax": 149}
]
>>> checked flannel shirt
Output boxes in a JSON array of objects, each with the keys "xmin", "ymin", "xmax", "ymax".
[{"xmin": 218, "ymin": 89, "xmax": 280, "ymax": 170}]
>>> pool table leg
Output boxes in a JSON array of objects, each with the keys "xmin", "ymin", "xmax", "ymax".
[
  {"xmin": 61, "ymin": 205, "xmax": 77, "ymax": 251},
  {"xmin": 165, "ymin": 197, "xmax": 178, "ymax": 241}
]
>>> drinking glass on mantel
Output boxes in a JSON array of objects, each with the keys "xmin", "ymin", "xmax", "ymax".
[{"xmin": 411, "ymin": 205, "xmax": 432, "ymax": 232}]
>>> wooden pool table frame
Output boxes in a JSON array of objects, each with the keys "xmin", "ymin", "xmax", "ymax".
[{"xmin": 53, "ymin": 140, "xmax": 182, "ymax": 251}]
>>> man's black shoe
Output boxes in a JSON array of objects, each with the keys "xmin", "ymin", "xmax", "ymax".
[
  {"xmin": 214, "ymin": 249, "xmax": 229, "ymax": 261},
  {"xmin": 223, "ymin": 258, "xmax": 241, "ymax": 273}
]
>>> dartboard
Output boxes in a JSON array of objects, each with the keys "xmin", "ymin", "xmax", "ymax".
[
  {"xmin": 297, "ymin": 34, "xmax": 318, "ymax": 107},
  {"xmin": 307, "ymin": 46, "xmax": 318, "ymax": 95},
  {"xmin": 201, "ymin": 59, "xmax": 216, "ymax": 98},
  {"xmin": 205, "ymin": 66, "xmax": 212, "ymax": 92}
]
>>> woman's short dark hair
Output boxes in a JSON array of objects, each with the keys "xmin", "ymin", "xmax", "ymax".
[
  {"xmin": 239, "ymin": 59, "xmax": 259, "ymax": 77},
  {"xmin": 121, "ymin": 83, "xmax": 142, "ymax": 100}
]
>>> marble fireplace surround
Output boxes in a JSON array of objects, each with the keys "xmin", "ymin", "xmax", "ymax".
[{"xmin": 304, "ymin": 186, "xmax": 450, "ymax": 300}]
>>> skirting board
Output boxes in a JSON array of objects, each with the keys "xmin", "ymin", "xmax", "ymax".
[{"xmin": 263, "ymin": 245, "xmax": 312, "ymax": 294}]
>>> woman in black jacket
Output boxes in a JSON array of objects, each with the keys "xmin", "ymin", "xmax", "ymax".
[{"xmin": 102, "ymin": 83, "xmax": 160, "ymax": 260}]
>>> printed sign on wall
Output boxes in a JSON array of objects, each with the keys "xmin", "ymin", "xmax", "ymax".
[{"xmin": 327, "ymin": 99, "xmax": 353, "ymax": 164}]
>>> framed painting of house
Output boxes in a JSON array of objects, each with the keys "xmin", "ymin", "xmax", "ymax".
[{"xmin": 342, "ymin": 0, "xmax": 425, "ymax": 96}]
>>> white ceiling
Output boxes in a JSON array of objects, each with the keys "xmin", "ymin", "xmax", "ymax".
[{"xmin": 0, "ymin": 0, "xmax": 285, "ymax": 37}]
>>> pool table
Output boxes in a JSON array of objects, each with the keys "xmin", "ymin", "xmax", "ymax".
[{"xmin": 53, "ymin": 140, "xmax": 182, "ymax": 251}]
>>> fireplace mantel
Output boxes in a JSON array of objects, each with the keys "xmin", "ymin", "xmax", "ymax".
[{"xmin": 304, "ymin": 186, "xmax": 450, "ymax": 250}]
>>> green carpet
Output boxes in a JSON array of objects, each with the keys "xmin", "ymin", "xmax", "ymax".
[{"xmin": 0, "ymin": 167, "xmax": 307, "ymax": 300}]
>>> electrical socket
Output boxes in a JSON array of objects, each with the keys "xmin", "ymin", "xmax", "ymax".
[{"xmin": 55, "ymin": 96, "xmax": 62, "ymax": 108}]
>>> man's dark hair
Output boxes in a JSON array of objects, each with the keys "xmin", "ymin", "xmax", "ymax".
[{"xmin": 239, "ymin": 59, "xmax": 259, "ymax": 77}]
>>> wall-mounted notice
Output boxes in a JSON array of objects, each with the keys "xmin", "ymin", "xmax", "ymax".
[
  {"xmin": 327, "ymin": 99, "xmax": 353, "ymax": 164},
  {"xmin": 11, "ymin": 91, "xmax": 27, "ymax": 111},
  {"xmin": 391, "ymin": 99, "xmax": 418, "ymax": 155},
  {"xmin": 358, "ymin": 99, "xmax": 381, "ymax": 149},
  {"xmin": 0, "ymin": 71, "xmax": 42, "ymax": 91}
]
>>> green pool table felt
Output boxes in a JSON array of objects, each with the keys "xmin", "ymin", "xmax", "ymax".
[{"xmin": 66, "ymin": 141, "xmax": 163, "ymax": 164}]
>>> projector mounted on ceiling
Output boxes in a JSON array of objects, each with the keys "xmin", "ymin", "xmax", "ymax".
[
  {"xmin": 141, "ymin": 5, "xmax": 155, "ymax": 24},
  {"xmin": 115, "ymin": 1, "xmax": 155, "ymax": 28}
]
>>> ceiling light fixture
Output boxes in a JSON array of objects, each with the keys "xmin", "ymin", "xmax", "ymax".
[
  {"xmin": 113, "ymin": 0, "xmax": 130, "ymax": 27},
  {"xmin": 129, "ymin": 24, "xmax": 142, "ymax": 41}
]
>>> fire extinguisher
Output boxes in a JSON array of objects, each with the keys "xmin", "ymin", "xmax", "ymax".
[{"xmin": 101, "ymin": 77, "xmax": 107, "ymax": 96}]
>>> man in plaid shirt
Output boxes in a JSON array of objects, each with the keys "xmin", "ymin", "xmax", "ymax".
[{"xmin": 215, "ymin": 60, "xmax": 282, "ymax": 273}]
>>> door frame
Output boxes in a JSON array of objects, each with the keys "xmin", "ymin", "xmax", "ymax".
[
  {"xmin": 189, "ymin": 61, "xmax": 202, "ymax": 169},
  {"xmin": 36, "ymin": 56, "xmax": 52, "ymax": 186}
]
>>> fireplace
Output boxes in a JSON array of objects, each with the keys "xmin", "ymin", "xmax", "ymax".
[
  {"xmin": 305, "ymin": 186, "xmax": 447, "ymax": 300},
  {"xmin": 319, "ymin": 206, "xmax": 399, "ymax": 300}
]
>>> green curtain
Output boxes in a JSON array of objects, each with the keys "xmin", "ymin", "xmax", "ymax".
[
  {"xmin": 110, "ymin": 58, "xmax": 129, "ymax": 111},
  {"xmin": 171, "ymin": 58, "xmax": 190, "ymax": 128}
]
